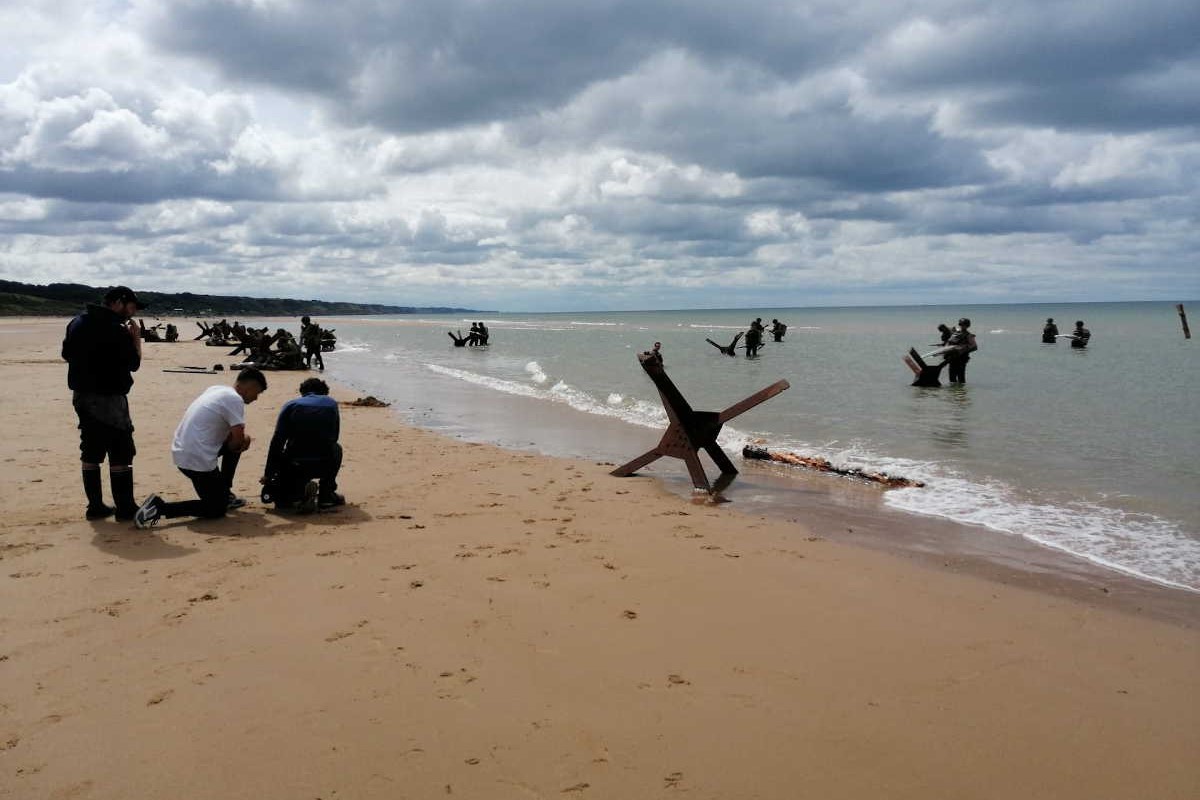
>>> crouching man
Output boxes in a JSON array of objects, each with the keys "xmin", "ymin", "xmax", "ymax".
[
  {"xmin": 261, "ymin": 377, "xmax": 344, "ymax": 513},
  {"xmin": 134, "ymin": 369, "xmax": 267, "ymax": 528}
]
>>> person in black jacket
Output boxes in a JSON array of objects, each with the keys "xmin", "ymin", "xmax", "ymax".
[
  {"xmin": 943, "ymin": 318, "xmax": 977, "ymax": 384},
  {"xmin": 1042, "ymin": 318, "xmax": 1059, "ymax": 343},
  {"xmin": 61, "ymin": 286, "xmax": 144, "ymax": 520},
  {"xmin": 1070, "ymin": 320, "xmax": 1091, "ymax": 348}
]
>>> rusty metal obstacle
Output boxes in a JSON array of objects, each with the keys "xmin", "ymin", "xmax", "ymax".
[
  {"xmin": 611, "ymin": 352, "xmax": 790, "ymax": 494},
  {"xmin": 903, "ymin": 347, "xmax": 947, "ymax": 387}
]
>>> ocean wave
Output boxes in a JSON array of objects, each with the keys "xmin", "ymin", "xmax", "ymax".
[
  {"xmin": 525, "ymin": 361, "xmax": 548, "ymax": 384},
  {"xmin": 888, "ymin": 480, "xmax": 1200, "ymax": 592},
  {"xmin": 331, "ymin": 340, "xmax": 372, "ymax": 353},
  {"xmin": 727, "ymin": 435, "xmax": 1200, "ymax": 592},
  {"xmin": 425, "ymin": 363, "xmax": 670, "ymax": 431}
]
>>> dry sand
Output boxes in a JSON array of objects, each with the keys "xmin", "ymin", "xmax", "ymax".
[{"xmin": 1, "ymin": 317, "xmax": 1197, "ymax": 799}]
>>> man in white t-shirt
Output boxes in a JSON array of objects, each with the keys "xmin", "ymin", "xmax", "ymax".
[{"xmin": 134, "ymin": 369, "xmax": 268, "ymax": 528}]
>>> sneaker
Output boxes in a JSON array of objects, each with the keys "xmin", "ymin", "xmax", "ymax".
[
  {"xmin": 134, "ymin": 495, "xmax": 165, "ymax": 529},
  {"xmin": 298, "ymin": 481, "xmax": 319, "ymax": 514},
  {"xmin": 318, "ymin": 492, "xmax": 345, "ymax": 509},
  {"xmin": 227, "ymin": 493, "xmax": 246, "ymax": 510},
  {"xmin": 86, "ymin": 503, "xmax": 115, "ymax": 520}
]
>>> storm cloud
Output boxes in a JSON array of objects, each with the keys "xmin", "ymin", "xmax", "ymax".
[{"xmin": 0, "ymin": 0, "xmax": 1196, "ymax": 310}]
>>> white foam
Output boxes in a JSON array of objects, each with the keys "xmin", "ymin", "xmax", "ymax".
[
  {"xmin": 426, "ymin": 363, "xmax": 667, "ymax": 431},
  {"xmin": 727, "ymin": 435, "xmax": 1200, "ymax": 592},
  {"xmin": 885, "ymin": 476, "xmax": 1200, "ymax": 592},
  {"xmin": 332, "ymin": 339, "xmax": 372, "ymax": 353},
  {"xmin": 525, "ymin": 361, "xmax": 548, "ymax": 384}
]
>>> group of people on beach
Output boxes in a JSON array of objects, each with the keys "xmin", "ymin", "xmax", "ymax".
[
  {"xmin": 137, "ymin": 320, "xmax": 179, "ymax": 342},
  {"xmin": 63, "ymin": 286, "xmax": 347, "ymax": 527},
  {"xmin": 192, "ymin": 316, "xmax": 332, "ymax": 371}
]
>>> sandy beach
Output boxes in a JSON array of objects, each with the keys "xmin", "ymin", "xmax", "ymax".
[{"xmin": 2, "ymin": 317, "xmax": 1198, "ymax": 799}]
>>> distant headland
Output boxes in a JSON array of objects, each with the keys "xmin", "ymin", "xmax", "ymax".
[{"xmin": 0, "ymin": 280, "xmax": 487, "ymax": 317}]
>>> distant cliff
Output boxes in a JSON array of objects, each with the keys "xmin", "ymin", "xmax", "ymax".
[{"xmin": 0, "ymin": 280, "xmax": 485, "ymax": 317}]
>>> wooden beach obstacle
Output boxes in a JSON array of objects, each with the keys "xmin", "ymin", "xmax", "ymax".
[
  {"xmin": 611, "ymin": 352, "xmax": 790, "ymax": 494},
  {"xmin": 903, "ymin": 347, "xmax": 947, "ymax": 387}
]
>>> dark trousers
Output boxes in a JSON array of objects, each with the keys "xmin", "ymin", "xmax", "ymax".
[
  {"xmin": 304, "ymin": 344, "xmax": 324, "ymax": 370},
  {"xmin": 277, "ymin": 443, "xmax": 342, "ymax": 505},
  {"xmin": 947, "ymin": 355, "xmax": 968, "ymax": 384},
  {"xmin": 162, "ymin": 447, "xmax": 241, "ymax": 519}
]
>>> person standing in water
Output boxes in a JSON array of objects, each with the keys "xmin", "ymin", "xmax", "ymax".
[
  {"xmin": 1070, "ymin": 320, "xmax": 1091, "ymax": 348},
  {"xmin": 1042, "ymin": 318, "xmax": 1059, "ymax": 344},
  {"xmin": 943, "ymin": 318, "xmax": 977, "ymax": 384},
  {"xmin": 745, "ymin": 318, "xmax": 765, "ymax": 357}
]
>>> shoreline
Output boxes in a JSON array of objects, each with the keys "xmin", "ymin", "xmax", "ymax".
[
  {"xmin": 3, "ymin": 317, "xmax": 1198, "ymax": 799},
  {"xmin": 327, "ymin": 341, "xmax": 1200, "ymax": 627}
]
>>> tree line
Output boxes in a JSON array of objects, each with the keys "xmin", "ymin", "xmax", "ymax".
[{"xmin": 0, "ymin": 280, "xmax": 483, "ymax": 317}]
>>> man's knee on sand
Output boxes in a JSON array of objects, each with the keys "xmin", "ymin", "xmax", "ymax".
[{"xmin": 198, "ymin": 498, "xmax": 228, "ymax": 519}]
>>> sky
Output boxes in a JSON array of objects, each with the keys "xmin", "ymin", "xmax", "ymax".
[{"xmin": 1, "ymin": 1, "xmax": 1198, "ymax": 312}]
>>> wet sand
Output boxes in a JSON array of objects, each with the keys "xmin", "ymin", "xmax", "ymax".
[{"xmin": 1, "ymin": 317, "xmax": 1197, "ymax": 799}]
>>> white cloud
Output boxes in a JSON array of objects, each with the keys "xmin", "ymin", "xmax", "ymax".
[{"xmin": 0, "ymin": 0, "xmax": 1196, "ymax": 309}]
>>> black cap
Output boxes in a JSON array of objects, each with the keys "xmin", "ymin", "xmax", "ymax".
[{"xmin": 104, "ymin": 286, "xmax": 146, "ymax": 309}]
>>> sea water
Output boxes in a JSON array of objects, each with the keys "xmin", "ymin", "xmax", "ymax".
[{"xmin": 270, "ymin": 302, "xmax": 1199, "ymax": 592}]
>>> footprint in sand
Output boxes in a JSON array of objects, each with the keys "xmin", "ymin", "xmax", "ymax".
[{"xmin": 146, "ymin": 689, "xmax": 174, "ymax": 706}]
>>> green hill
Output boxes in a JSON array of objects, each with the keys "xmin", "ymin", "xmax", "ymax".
[{"xmin": 0, "ymin": 280, "xmax": 485, "ymax": 317}]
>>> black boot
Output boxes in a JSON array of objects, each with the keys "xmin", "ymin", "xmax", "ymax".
[
  {"xmin": 111, "ymin": 468, "xmax": 138, "ymax": 521},
  {"xmin": 83, "ymin": 467, "xmax": 113, "ymax": 519}
]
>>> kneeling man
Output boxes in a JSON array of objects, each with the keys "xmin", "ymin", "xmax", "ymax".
[
  {"xmin": 262, "ymin": 377, "xmax": 344, "ymax": 513},
  {"xmin": 134, "ymin": 369, "xmax": 267, "ymax": 528}
]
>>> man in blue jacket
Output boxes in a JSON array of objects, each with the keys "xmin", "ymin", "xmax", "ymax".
[
  {"xmin": 261, "ymin": 377, "xmax": 345, "ymax": 513},
  {"xmin": 62, "ymin": 286, "xmax": 144, "ymax": 520}
]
